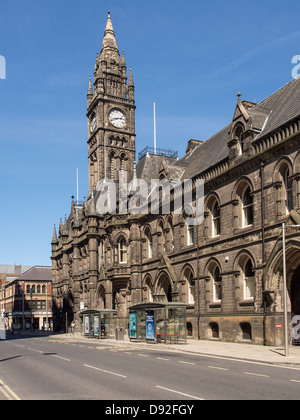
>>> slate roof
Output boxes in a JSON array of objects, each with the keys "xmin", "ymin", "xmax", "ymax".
[
  {"xmin": 137, "ymin": 77, "xmax": 300, "ymax": 182},
  {"xmin": 16, "ymin": 266, "xmax": 52, "ymax": 282}
]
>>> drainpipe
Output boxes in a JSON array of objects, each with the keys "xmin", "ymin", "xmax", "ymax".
[
  {"xmin": 260, "ymin": 161, "xmax": 266, "ymax": 264},
  {"xmin": 196, "ymin": 222, "xmax": 200, "ymax": 340},
  {"xmin": 260, "ymin": 161, "xmax": 267, "ymax": 345}
]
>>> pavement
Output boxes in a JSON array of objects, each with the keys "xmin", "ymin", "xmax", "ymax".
[{"xmin": 31, "ymin": 331, "xmax": 300, "ymax": 367}]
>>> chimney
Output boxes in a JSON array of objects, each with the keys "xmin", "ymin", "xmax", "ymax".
[{"xmin": 186, "ymin": 139, "xmax": 203, "ymax": 154}]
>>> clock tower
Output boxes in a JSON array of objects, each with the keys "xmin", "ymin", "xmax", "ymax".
[{"xmin": 87, "ymin": 12, "xmax": 136, "ymax": 193}]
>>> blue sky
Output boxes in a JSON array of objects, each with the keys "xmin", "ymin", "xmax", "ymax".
[{"xmin": 0, "ymin": 0, "xmax": 300, "ymax": 266}]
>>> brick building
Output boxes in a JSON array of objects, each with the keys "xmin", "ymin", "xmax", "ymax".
[
  {"xmin": 1, "ymin": 266, "xmax": 52, "ymax": 332},
  {"xmin": 51, "ymin": 13, "xmax": 300, "ymax": 346}
]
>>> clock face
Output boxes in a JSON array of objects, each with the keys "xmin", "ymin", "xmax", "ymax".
[{"xmin": 109, "ymin": 109, "xmax": 126, "ymax": 128}]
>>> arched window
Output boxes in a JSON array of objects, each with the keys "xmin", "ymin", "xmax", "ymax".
[
  {"xmin": 213, "ymin": 265, "xmax": 222, "ymax": 302},
  {"xmin": 157, "ymin": 220, "xmax": 165, "ymax": 252},
  {"xmin": 243, "ymin": 258, "xmax": 255, "ymax": 299},
  {"xmin": 42, "ymin": 285, "xmax": 46, "ymax": 294},
  {"xmin": 120, "ymin": 154, "xmax": 126, "ymax": 173},
  {"xmin": 205, "ymin": 196, "xmax": 221, "ymax": 238},
  {"xmin": 119, "ymin": 238, "xmax": 127, "ymax": 263},
  {"xmin": 37, "ymin": 285, "xmax": 41, "ymax": 294},
  {"xmin": 144, "ymin": 228, "xmax": 153, "ymax": 259},
  {"xmin": 281, "ymin": 165, "xmax": 293, "ymax": 214},
  {"xmin": 241, "ymin": 185, "xmax": 254, "ymax": 227},
  {"xmin": 187, "ymin": 224, "xmax": 194, "ymax": 246},
  {"xmin": 97, "ymin": 285, "xmax": 106, "ymax": 309},
  {"xmin": 144, "ymin": 276, "xmax": 153, "ymax": 303},
  {"xmin": 110, "ymin": 152, "xmax": 115, "ymax": 180},
  {"xmin": 26, "ymin": 284, "xmax": 31, "ymax": 294},
  {"xmin": 183, "ymin": 268, "xmax": 195, "ymax": 305},
  {"xmin": 212, "ymin": 200, "xmax": 221, "ymax": 237},
  {"xmin": 235, "ymin": 125, "xmax": 244, "ymax": 153}
]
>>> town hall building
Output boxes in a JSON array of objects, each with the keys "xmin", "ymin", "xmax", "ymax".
[{"xmin": 51, "ymin": 12, "xmax": 300, "ymax": 346}]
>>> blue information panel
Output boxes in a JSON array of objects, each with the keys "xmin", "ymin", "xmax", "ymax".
[
  {"xmin": 146, "ymin": 311, "xmax": 155, "ymax": 340},
  {"xmin": 129, "ymin": 312, "xmax": 137, "ymax": 339}
]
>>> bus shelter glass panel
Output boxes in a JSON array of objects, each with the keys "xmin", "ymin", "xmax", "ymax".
[
  {"xmin": 167, "ymin": 307, "xmax": 186, "ymax": 343},
  {"xmin": 101, "ymin": 313, "xmax": 116, "ymax": 339},
  {"xmin": 156, "ymin": 308, "xmax": 165, "ymax": 342},
  {"xmin": 82, "ymin": 311, "xmax": 116, "ymax": 339},
  {"xmin": 137, "ymin": 310, "xmax": 146, "ymax": 341}
]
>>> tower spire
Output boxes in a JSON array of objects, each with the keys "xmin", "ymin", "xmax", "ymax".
[{"xmin": 100, "ymin": 11, "xmax": 119, "ymax": 56}]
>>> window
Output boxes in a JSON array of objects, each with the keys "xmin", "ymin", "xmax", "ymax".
[
  {"xmin": 145, "ymin": 228, "xmax": 153, "ymax": 258},
  {"xmin": 206, "ymin": 196, "xmax": 221, "ymax": 238},
  {"xmin": 243, "ymin": 259, "xmax": 255, "ymax": 299},
  {"xmin": 183, "ymin": 268, "xmax": 195, "ymax": 305},
  {"xmin": 110, "ymin": 153, "xmax": 115, "ymax": 180},
  {"xmin": 119, "ymin": 238, "xmax": 127, "ymax": 263},
  {"xmin": 240, "ymin": 322, "xmax": 252, "ymax": 340},
  {"xmin": 26, "ymin": 284, "xmax": 31, "ymax": 294},
  {"xmin": 187, "ymin": 224, "xmax": 194, "ymax": 246},
  {"xmin": 212, "ymin": 201, "xmax": 221, "ymax": 237},
  {"xmin": 282, "ymin": 166, "xmax": 293, "ymax": 214},
  {"xmin": 235, "ymin": 126, "xmax": 244, "ymax": 153},
  {"xmin": 213, "ymin": 266, "xmax": 222, "ymax": 302},
  {"xmin": 42, "ymin": 285, "xmax": 46, "ymax": 294},
  {"xmin": 242, "ymin": 185, "xmax": 254, "ymax": 227},
  {"xmin": 37, "ymin": 285, "xmax": 41, "ymax": 294}
]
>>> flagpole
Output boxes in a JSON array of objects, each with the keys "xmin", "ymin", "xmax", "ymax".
[{"xmin": 153, "ymin": 102, "xmax": 157, "ymax": 155}]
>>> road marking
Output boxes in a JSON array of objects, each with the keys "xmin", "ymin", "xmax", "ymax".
[
  {"xmin": 84, "ymin": 364, "xmax": 127, "ymax": 378},
  {"xmin": 0, "ymin": 379, "xmax": 21, "ymax": 400},
  {"xmin": 243, "ymin": 372, "xmax": 270, "ymax": 378},
  {"xmin": 178, "ymin": 361, "xmax": 195, "ymax": 365},
  {"xmin": 137, "ymin": 354, "xmax": 150, "ymax": 358},
  {"xmin": 27, "ymin": 348, "xmax": 43, "ymax": 354},
  {"xmin": 290, "ymin": 379, "xmax": 300, "ymax": 383},
  {"xmin": 124, "ymin": 352, "xmax": 132, "ymax": 355},
  {"xmin": 156, "ymin": 357, "xmax": 170, "ymax": 361},
  {"xmin": 208, "ymin": 365, "xmax": 229, "ymax": 371},
  {"xmin": 51, "ymin": 355, "xmax": 71, "ymax": 362},
  {"xmin": 156, "ymin": 385, "xmax": 204, "ymax": 400}
]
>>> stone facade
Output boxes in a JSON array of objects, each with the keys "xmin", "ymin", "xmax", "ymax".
[{"xmin": 51, "ymin": 13, "xmax": 300, "ymax": 346}]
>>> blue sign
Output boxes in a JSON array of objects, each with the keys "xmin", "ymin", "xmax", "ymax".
[{"xmin": 146, "ymin": 311, "xmax": 155, "ymax": 340}]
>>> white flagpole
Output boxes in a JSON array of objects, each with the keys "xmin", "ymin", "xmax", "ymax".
[
  {"xmin": 154, "ymin": 101, "xmax": 157, "ymax": 155},
  {"xmin": 76, "ymin": 168, "xmax": 79, "ymax": 205}
]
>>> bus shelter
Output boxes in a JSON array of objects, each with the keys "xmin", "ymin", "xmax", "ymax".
[
  {"xmin": 128, "ymin": 302, "xmax": 187, "ymax": 344},
  {"xmin": 79, "ymin": 309, "xmax": 117, "ymax": 339}
]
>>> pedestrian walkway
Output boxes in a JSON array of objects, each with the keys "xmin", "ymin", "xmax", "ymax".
[{"xmin": 52, "ymin": 332, "xmax": 300, "ymax": 366}]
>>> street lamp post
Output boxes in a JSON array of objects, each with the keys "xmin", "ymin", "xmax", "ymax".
[{"xmin": 282, "ymin": 222, "xmax": 300, "ymax": 357}]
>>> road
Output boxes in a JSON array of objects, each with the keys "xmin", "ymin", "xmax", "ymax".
[{"xmin": 1, "ymin": 335, "xmax": 300, "ymax": 401}]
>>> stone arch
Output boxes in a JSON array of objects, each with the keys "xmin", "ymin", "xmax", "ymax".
[
  {"xmin": 266, "ymin": 241, "xmax": 300, "ymax": 318},
  {"xmin": 97, "ymin": 284, "xmax": 106, "ymax": 309},
  {"xmin": 154, "ymin": 271, "xmax": 173, "ymax": 303},
  {"xmin": 181, "ymin": 264, "xmax": 195, "ymax": 305},
  {"xmin": 143, "ymin": 274, "xmax": 154, "ymax": 303}
]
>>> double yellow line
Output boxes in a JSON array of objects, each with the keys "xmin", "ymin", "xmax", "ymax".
[{"xmin": 0, "ymin": 379, "xmax": 21, "ymax": 401}]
